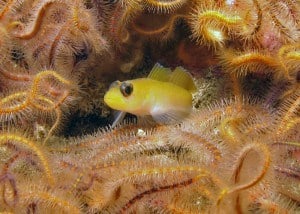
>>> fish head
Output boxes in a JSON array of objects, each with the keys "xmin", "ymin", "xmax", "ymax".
[{"xmin": 104, "ymin": 80, "xmax": 145, "ymax": 113}]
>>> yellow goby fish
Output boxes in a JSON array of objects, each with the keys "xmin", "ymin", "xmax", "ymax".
[{"xmin": 104, "ymin": 63, "xmax": 197, "ymax": 126}]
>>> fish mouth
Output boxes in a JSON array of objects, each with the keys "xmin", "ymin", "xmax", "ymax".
[
  {"xmin": 104, "ymin": 93, "xmax": 122, "ymax": 110},
  {"xmin": 104, "ymin": 94, "xmax": 113, "ymax": 107}
]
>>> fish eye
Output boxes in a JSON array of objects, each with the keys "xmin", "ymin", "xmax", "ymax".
[
  {"xmin": 120, "ymin": 82, "xmax": 133, "ymax": 97},
  {"xmin": 109, "ymin": 80, "xmax": 120, "ymax": 89}
]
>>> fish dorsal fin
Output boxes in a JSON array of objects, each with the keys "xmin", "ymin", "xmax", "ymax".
[
  {"xmin": 169, "ymin": 67, "xmax": 197, "ymax": 93},
  {"xmin": 148, "ymin": 63, "xmax": 172, "ymax": 82}
]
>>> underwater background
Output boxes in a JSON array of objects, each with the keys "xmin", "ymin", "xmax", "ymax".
[{"xmin": 0, "ymin": 0, "xmax": 299, "ymax": 213}]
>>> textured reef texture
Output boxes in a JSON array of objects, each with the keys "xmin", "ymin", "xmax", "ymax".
[{"xmin": 0, "ymin": 0, "xmax": 299, "ymax": 213}]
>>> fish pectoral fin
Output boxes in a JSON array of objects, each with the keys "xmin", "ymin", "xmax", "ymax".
[
  {"xmin": 169, "ymin": 66, "xmax": 197, "ymax": 93},
  {"xmin": 136, "ymin": 115, "xmax": 157, "ymax": 127},
  {"xmin": 151, "ymin": 109, "xmax": 190, "ymax": 125},
  {"xmin": 148, "ymin": 63, "xmax": 172, "ymax": 81},
  {"xmin": 111, "ymin": 110, "xmax": 127, "ymax": 128}
]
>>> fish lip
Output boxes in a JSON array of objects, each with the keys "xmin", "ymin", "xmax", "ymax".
[
  {"xmin": 104, "ymin": 94, "xmax": 119, "ymax": 109},
  {"xmin": 104, "ymin": 96, "xmax": 112, "ymax": 106}
]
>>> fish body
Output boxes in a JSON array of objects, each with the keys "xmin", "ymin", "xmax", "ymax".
[{"xmin": 104, "ymin": 63, "xmax": 196, "ymax": 125}]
